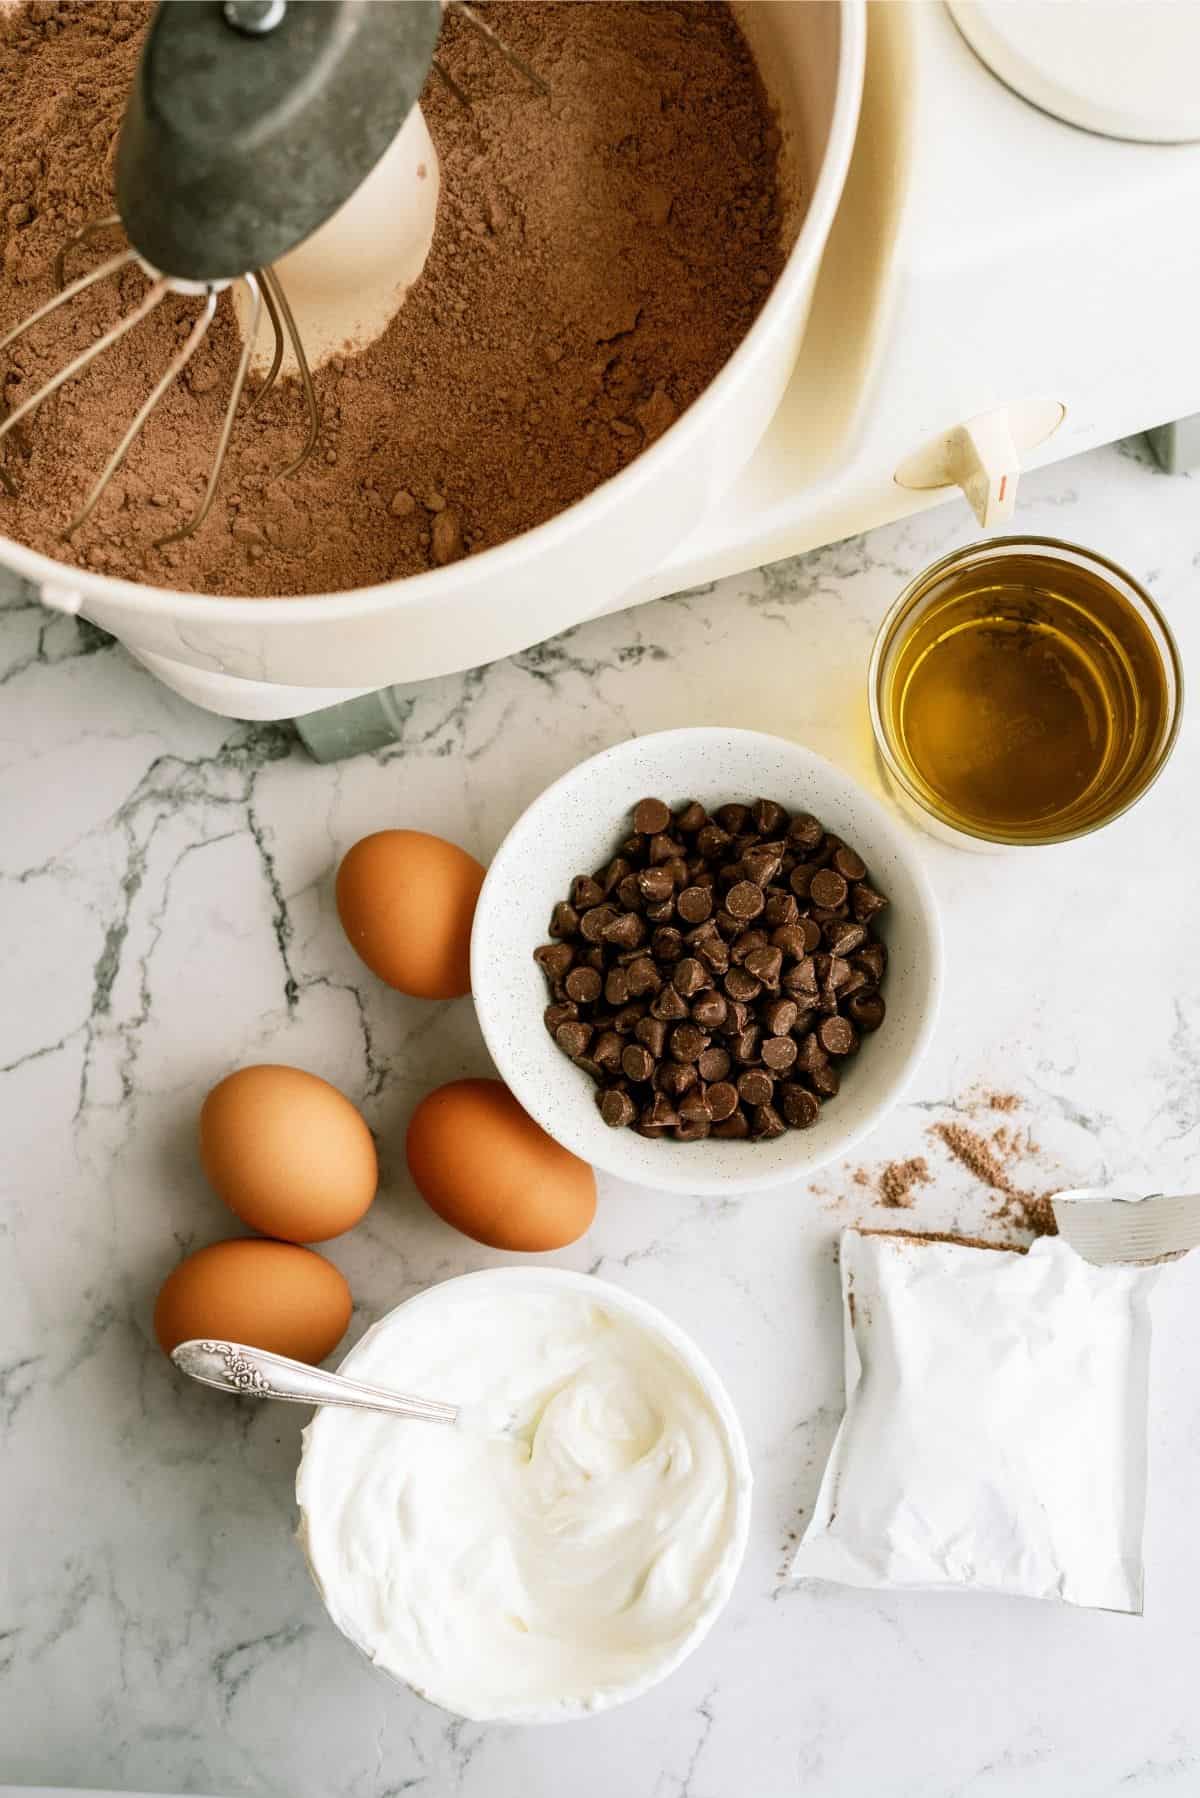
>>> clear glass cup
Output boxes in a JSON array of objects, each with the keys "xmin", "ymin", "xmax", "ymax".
[{"xmin": 868, "ymin": 536, "xmax": 1183, "ymax": 851}]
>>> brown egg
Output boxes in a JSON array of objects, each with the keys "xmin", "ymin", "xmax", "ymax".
[
  {"xmin": 153, "ymin": 1238, "xmax": 352, "ymax": 1362},
  {"xmin": 336, "ymin": 829, "xmax": 486, "ymax": 1000},
  {"xmin": 200, "ymin": 1065, "xmax": 377, "ymax": 1243},
  {"xmin": 406, "ymin": 1077, "xmax": 596, "ymax": 1251}
]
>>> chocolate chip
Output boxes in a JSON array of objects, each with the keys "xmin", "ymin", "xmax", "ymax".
[
  {"xmin": 788, "ymin": 813, "xmax": 823, "ymax": 851},
  {"xmin": 679, "ymin": 1088, "xmax": 713, "ymax": 1126},
  {"xmin": 810, "ymin": 1059, "xmax": 840, "ymax": 1098},
  {"xmin": 604, "ymin": 967, "xmax": 630, "ymax": 1006},
  {"xmin": 617, "ymin": 874, "xmax": 644, "ymax": 910},
  {"xmin": 593, "ymin": 1030, "xmax": 623, "ymax": 1071},
  {"xmin": 763, "ymin": 997, "xmax": 798, "ymax": 1036},
  {"xmin": 789, "ymin": 865, "xmax": 815, "ymax": 898},
  {"xmin": 764, "ymin": 890, "xmax": 799, "ymax": 929},
  {"xmin": 625, "ymin": 956, "xmax": 662, "ymax": 998},
  {"xmin": 549, "ymin": 901, "xmax": 579, "ymax": 938},
  {"xmin": 737, "ymin": 1068, "xmax": 774, "ymax": 1107},
  {"xmin": 742, "ymin": 845, "xmax": 783, "ymax": 887},
  {"xmin": 556, "ymin": 1021, "xmax": 593, "ymax": 1059},
  {"xmin": 818, "ymin": 1015, "xmax": 858, "ymax": 1056},
  {"xmin": 715, "ymin": 803, "xmax": 749, "ymax": 834},
  {"xmin": 613, "ymin": 1003, "xmax": 646, "ymax": 1033},
  {"xmin": 772, "ymin": 923, "xmax": 809, "ymax": 961},
  {"xmin": 672, "ymin": 957, "xmax": 708, "ymax": 997},
  {"xmin": 644, "ymin": 898, "xmax": 675, "ymax": 922},
  {"xmin": 652, "ymin": 927, "xmax": 685, "ymax": 963},
  {"xmin": 635, "ymin": 1015, "xmax": 668, "ymax": 1059},
  {"xmin": 823, "ymin": 920, "xmax": 867, "ymax": 957},
  {"xmin": 762, "ymin": 1034, "xmax": 798, "ymax": 1073},
  {"xmin": 692, "ymin": 990, "xmax": 728, "ymax": 1030},
  {"xmin": 648, "ymin": 832, "xmax": 682, "ymax": 866},
  {"xmin": 712, "ymin": 1108, "xmax": 750, "ymax": 1139},
  {"xmin": 731, "ymin": 1024, "xmax": 762, "ymax": 1065},
  {"xmin": 534, "ymin": 941, "xmax": 575, "ymax": 982},
  {"xmin": 621, "ymin": 1043, "xmax": 656, "ymax": 1082},
  {"xmin": 809, "ymin": 868, "xmax": 848, "ymax": 909},
  {"xmin": 833, "ymin": 845, "xmax": 868, "ymax": 882},
  {"xmin": 724, "ymin": 965, "xmax": 761, "ymax": 1003},
  {"xmin": 779, "ymin": 1084, "xmax": 820, "ymax": 1129},
  {"xmin": 696, "ymin": 823, "xmax": 732, "ymax": 860},
  {"xmin": 600, "ymin": 1088, "xmax": 637, "ymax": 1128},
  {"xmin": 658, "ymin": 1060, "xmax": 698, "ymax": 1099},
  {"xmin": 565, "ymin": 966, "xmax": 602, "ymax": 1004},
  {"xmin": 603, "ymin": 856, "xmax": 632, "ymax": 896},
  {"xmin": 852, "ymin": 883, "xmax": 889, "ymax": 923},
  {"xmin": 609, "ymin": 912, "xmax": 646, "ymax": 950},
  {"xmin": 721, "ymin": 999, "xmax": 750, "ymax": 1036},
  {"xmin": 645, "ymin": 1091, "xmax": 680, "ymax": 1128},
  {"xmin": 571, "ymin": 875, "xmax": 604, "ymax": 910},
  {"xmin": 633, "ymin": 797, "xmax": 671, "ymax": 835},
  {"xmin": 714, "ymin": 909, "xmax": 740, "ymax": 940},
  {"xmin": 854, "ymin": 941, "xmax": 888, "ymax": 984},
  {"xmin": 670, "ymin": 1023, "xmax": 709, "ymax": 1063},
  {"xmin": 744, "ymin": 945, "xmax": 783, "ymax": 990},
  {"xmin": 579, "ymin": 904, "xmax": 616, "ymax": 942},
  {"xmin": 650, "ymin": 984, "xmax": 690, "ymax": 1021},
  {"xmin": 697, "ymin": 935, "xmax": 730, "ymax": 976},
  {"xmin": 677, "ymin": 885, "xmax": 713, "ymax": 924},
  {"xmin": 544, "ymin": 1001, "xmax": 579, "ymax": 1033},
  {"xmin": 698, "ymin": 1046, "xmax": 731, "ymax": 1083},
  {"xmin": 675, "ymin": 802, "xmax": 708, "ymax": 834},
  {"xmin": 674, "ymin": 1114, "xmax": 711, "ymax": 1143},
  {"xmin": 638, "ymin": 866, "xmax": 674, "ymax": 903},
  {"xmin": 726, "ymin": 880, "xmax": 765, "ymax": 920},
  {"xmin": 702, "ymin": 1079, "xmax": 736, "ymax": 1122},
  {"xmin": 751, "ymin": 1103, "xmax": 786, "ymax": 1140},
  {"xmin": 752, "ymin": 798, "xmax": 787, "ymax": 836},
  {"xmin": 847, "ymin": 991, "xmax": 886, "ymax": 1032}
]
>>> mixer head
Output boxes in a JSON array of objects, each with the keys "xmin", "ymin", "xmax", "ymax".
[{"xmin": 0, "ymin": 0, "xmax": 545, "ymax": 550}]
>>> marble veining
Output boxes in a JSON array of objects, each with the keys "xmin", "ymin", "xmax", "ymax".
[{"xmin": 3, "ymin": 438, "xmax": 1200, "ymax": 1796}]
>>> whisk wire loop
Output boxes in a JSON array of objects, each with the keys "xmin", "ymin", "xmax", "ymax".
[{"xmin": 153, "ymin": 271, "xmax": 263, "ymax": 550}]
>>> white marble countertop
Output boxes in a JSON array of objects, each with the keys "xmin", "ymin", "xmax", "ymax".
[{"xmin": 4, "ymin": 437, "xmax": 1200, "ymax": 1798}]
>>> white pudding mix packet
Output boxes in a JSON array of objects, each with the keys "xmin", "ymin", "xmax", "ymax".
[{"xmin": 789, "ymin": 1193, "xmax": 1200, "ymax": 1613}]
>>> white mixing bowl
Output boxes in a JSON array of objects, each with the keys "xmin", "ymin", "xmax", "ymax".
[
  {"xmin": 0, "ymin": 3, "xmax": 865, "ymax": 705},
  {"xmin": 471, "ymin": 728, "xmax": 943, "ymax": 1196},
  {"xmin": 296, "ymin": 1266, "xmax": 752, "ymax": 1722}
]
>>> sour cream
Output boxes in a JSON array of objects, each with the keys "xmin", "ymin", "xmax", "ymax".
[{"xmin": 296, "ymin": 1271, "xmax": 749, "ymax": 1721}]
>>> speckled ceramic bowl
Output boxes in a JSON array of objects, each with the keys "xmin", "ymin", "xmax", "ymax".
[{"xmin": 471, "ymin": 728, "xmax": 942, "ymax": 1195}]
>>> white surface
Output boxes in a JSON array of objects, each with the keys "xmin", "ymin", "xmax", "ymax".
[
  {"xmin": 296, "ymin": 1269, "xmax": 750, "ymax": 1722},
  {"xmin": 793, "ymin": 1231, "xmax": 1155, "ymax": 1611},
  {"xmin": 5, "ymin": 439, "xmax": 1200, "ymax": 1796},
  {"xmin": 949, "ymin": 0, "xmax": 1200, "ymax": 143},
  {"xmin": 472, "ymin": 729, "xmax": 942, "ymax": 1194}
]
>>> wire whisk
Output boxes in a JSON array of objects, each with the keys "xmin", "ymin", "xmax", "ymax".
[{"xmin": 0, "ymin": 218, "xmax": 320, "ymax": 548}]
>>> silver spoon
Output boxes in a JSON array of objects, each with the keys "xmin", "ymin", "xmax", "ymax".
[{"xmin": 171, "ymin": 1337, "xmax": 519, "ymax": 1442}]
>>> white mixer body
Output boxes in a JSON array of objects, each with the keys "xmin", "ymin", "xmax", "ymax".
[{"xmin": 0, "ymin": 2, "xmax": 865, "ymax": 704}]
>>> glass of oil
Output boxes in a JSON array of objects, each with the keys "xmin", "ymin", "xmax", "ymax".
[{"xmin": 869, "ymin": 537, "xmax": 1182, "ymax": 850}]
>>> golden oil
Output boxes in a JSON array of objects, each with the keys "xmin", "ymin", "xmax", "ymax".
[{"xmin": 870, "ymin": 541, "xmax": 1181, "ymax": 846}]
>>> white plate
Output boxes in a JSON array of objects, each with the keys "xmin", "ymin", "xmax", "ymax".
[{"xmin": 471, "ymin": 728, "xmax": 942, "ymax": 1195}]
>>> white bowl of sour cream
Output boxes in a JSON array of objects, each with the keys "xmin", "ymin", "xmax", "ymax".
[{"xmin": 295, "ymin": 1268, "xmax": 751, "ymax": 1722}]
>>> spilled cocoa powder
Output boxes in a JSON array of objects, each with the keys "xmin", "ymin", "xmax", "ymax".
[
  {"xmin": 0, "ymin": 0, "xmax": 785, "ymax": 595},
  {"xmin": 929, "ymin": 1121, "xmax": 1058, "ymax": 1238}
]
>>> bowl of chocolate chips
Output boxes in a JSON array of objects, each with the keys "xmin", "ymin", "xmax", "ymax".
[{"xmin": 472, "ymin": 729, "xmax": 942, "ymax": 1195}]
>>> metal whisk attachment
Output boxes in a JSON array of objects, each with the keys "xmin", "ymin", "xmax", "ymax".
[
  {"xmin": 0, "ymin": 0, "xmax": 546, "ymax": 551},
  {"xmin": 0, "ymin": 219, "xmax": 318, "ymax": 546}
]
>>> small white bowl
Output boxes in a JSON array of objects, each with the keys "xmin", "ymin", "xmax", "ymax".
[
  {"xmin": 296, "ymin": 1267, "xmax": 752, "ymax": 1721},
  {"xmin": 472, "ymin": 728, "xmax": 942, "ymax": 1195}
]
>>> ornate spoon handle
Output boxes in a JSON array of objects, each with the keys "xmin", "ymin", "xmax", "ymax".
[{"xmin": 171, "ymin": 1338, "xmax": 459, "ymax": 1425}]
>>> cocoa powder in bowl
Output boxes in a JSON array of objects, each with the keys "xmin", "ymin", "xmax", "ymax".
[{"xmin": 0, "ymin": 1, "xmax": 785, "ymax": 596}]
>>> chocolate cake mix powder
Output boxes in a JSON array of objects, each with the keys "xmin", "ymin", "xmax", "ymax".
[{"xmin": 0, "ymin": 0, "xmax": 784, "ymax": 596}]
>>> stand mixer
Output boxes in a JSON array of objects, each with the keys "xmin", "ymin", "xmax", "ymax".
[{"xmin": 4, "ymin": 0, "xmax": 1200, "ymax": 733}]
